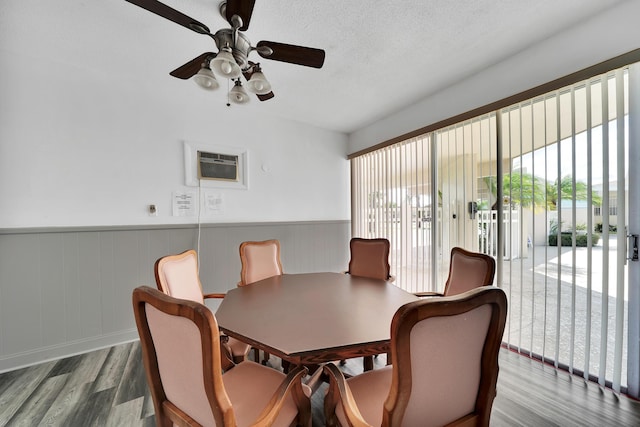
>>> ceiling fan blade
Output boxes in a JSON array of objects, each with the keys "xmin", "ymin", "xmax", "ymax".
[
  {"xmin": 170, "ymin": 52, "xmax": 215, "ymax": 79},
  {"xmin": 257, "ymin": 92, "xmax": 275, "ymax": 101},
  {"xmin": 125, "ymin": 0, "xmax": 211, "ymax": 35},
  {"xmin": 224, "ymin": 0, "xmax": 256, "ymax": 31},
  {"xmin": 256, "ymin": 41, "xmax": 325, "ymax": 68}
]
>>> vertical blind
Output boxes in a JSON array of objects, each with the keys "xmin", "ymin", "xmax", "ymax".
[
  {"xmin": 351, "ymin": 67, "xmax": 630, "ymax": 391},
  {"xmin": 351, "ymin": 134, "xmax": 436, "ymax": 293},
  {"xmin": 499, "ymin": 69, "xmax": 628, "ymax": 391}
]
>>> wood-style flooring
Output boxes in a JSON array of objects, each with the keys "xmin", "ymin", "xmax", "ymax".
[{"xmin": 1, "ymin": 342, "xmax": 639, "ymax": 426}]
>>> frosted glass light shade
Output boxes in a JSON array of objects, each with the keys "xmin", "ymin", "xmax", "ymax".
[
  {"xmin": 211, "ymin": 50, "xmax": 242, "ymax": 79},
  {"xmin": 193, "ymin": 67, "xmax": 219, "ymax": 90},
  {"xmin": 246, "ymin": 71, "xmax": 271, "ymax": 95},
  {"xmin": 229, "ymin": 81, "xmax": 250, "ymax": 104}
]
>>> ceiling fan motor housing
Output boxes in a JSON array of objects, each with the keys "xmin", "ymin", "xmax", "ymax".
[{"xmin": 213, "ymin": 29, "xmax": 252, "ymax": 70}]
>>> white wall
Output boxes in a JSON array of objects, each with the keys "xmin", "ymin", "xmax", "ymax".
[
  {"xmin": 348, "ymin": 1, "xmax": 640, "ymax": 154},
  {"xmin": 0, "ymin": 50, "xmax": 349, "ymax": 228}
]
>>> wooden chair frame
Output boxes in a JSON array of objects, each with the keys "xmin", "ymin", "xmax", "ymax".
[
  {"xmin": 154, "ymin": 249, "xmax": 226, "ymax": 300},
  {"xmin": 154, "ymin": 249, "xmax": 249, "ymax": 366},
  {"xmin": 323, "ymin": 286, "xmax": 508, "ymax": 427},
  {"xmin": 415, "ymin": 246, "xmax": 496, "ymax": 298},
  {"xmin": 133, "ymin": 286, "xmax": 311, "ymax": 427},
  {"xmin": 344, "ymin": 237, "xmax": 394, "ymax": 370},
  {"xmin": 238, "ymin": 239, "xmax": 284, "ymax": 365}
]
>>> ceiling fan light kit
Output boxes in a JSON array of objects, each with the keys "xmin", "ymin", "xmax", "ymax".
[
  {"xmin": 246, "ymin": 65, "xmax": 271, "ymax": 95},
  {"xmin": 125, "ymin": 0, "xmax": 326, "ymax": 105},
  {"xmin": 210, "ymin": 47, "xmax": 242, "ymax": 79},
  {"xmin": 229, "ymin": 80, "xmax": 251, "ymax": 104},
  {"xmin": 193, "ymin": 66, "xmax": 219, "ymax": 90}
]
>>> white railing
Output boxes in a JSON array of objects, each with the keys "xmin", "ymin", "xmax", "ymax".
[{"xmin": 478, "ymin": 209, "xmax": 520, "ymax": 259}]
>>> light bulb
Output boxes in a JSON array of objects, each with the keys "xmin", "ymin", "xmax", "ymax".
[
  {"xmin": 229, "ymin": 80, "xmax": 250, "ymax": 104},
  {"xmin": 211, "ymin": 48, "xmax": 241, "ymax": 79},
  {"xmin": 221, "ymin": 61, "xmax": 232, "ymax": 75},
  {"xmin": 246, "ymin": 69, "xmax": 271, "ymax": 95}
]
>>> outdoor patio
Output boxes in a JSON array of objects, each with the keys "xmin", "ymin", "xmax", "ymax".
[{"xmin": 390, "ymin": 236, "xmax": 627, "ymax": 387}]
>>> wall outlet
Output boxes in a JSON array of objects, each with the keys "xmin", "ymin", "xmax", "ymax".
[{"xmin": 148, "ymin": 204, "xmax": 158, "ymax": 216}]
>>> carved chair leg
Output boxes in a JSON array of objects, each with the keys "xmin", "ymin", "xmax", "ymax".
[{"xmin": 363, "ymin": 356, "xmax": 374, "ymax": 371}]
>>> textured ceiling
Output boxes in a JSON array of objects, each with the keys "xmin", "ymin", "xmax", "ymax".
[{"xmin": 0, "ymin": 0, "xmax": 628, "ymax": 133}]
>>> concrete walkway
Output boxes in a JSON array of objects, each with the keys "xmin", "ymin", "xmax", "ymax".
[{"xmin": 494, "ymin": 238, "xmax": 626, "ymax": 387}]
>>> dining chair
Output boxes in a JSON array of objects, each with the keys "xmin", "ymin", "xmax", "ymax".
[
  {"xmin": 132, "ymin": 286, "xmax": 312, "ymax": 427},
  {"xmin": 344, "ymin": 237, "xmax": 394, "ymax": 370},
  {"xmin": 154, "ymin": 249, "xmax": 252, "ymax": 364},
  {"xmin": 415, "ymin": 246, "xmax": 496, "ymax": 298},
  {"xmin": 238, "ymin": 239, "xmax": 284, "ymax": 366},
  {"xmin": 323, "ymin": 286, "xmax": 508, "ymax": 427},
  {"xmin": 346, "ymin": 237, "xmax": 394, "ymax": 281},
  {"xmin": 239, "ymin": 239, "xmax": 284, "ymax": 286}
]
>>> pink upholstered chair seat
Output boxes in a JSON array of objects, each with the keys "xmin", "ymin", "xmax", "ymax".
[
  {"xmin": 223, "ymin": 361, "xmax": 312, "ymax": 427},
  {"xmin": 336, "ymin": 366, "xmax": 392, "ymax": 427}
]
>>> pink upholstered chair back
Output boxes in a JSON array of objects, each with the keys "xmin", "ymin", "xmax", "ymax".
[
  {"xmin": 386, "ymin": 287, "xmax": 507, "ymax": 426},
  {"xmin": 239, "ymin": 240, "xmax": 283, "ymax": 286},
  {"xmin": 133, "ymin": 286, "xmax": 231, "ymax": 426},
  {"xmin": 444, "ymin": 246, "xmax": 496, "ymax": 296},
  {"xmin": 154, "ymin": 250, "xmax": 205, "ymax": 304},
  {"xmin": 348, "ymin": 237, "xmax": 391, "ymax": 280}
]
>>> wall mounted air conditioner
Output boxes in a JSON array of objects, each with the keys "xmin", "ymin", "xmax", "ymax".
[
  {"xmin": 198, "ymin": 151, "xmax": 238, "ymax": 182},
  {"xmin": 183, "ymin": 141, "xmax": 248, "ymax": 190}
]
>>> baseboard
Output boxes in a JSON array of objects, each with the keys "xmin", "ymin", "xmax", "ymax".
[{"xmin": 0, "ymin": 330, "xmax": 139, "ymax": 374}]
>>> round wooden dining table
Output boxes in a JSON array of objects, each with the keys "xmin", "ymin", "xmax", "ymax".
[{"xmin": 216, "ymin": 272, "xmax": 419, "ymax": 371}]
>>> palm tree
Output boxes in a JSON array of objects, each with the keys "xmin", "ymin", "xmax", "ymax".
[
  {"xmin": 503, "ymin": 173, "xmax": 548, "ymax": 212},
  {"xmin": 483, "ymin": 173, "xmax": 601, "ymax": 211},
  {"xmin": 546, "ymin": 175, "xmax": 602, "ymax": 210}
]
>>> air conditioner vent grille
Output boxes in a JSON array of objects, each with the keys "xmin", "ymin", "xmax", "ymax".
[{"xmin": 197, "ymin": 151, "xmax": 238, "ymax": 182}]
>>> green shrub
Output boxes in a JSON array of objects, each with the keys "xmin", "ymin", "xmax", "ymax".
[
  {"xmin": 595, "ymin": 223, "xmax": 617, "ymax": 233},
  {"xmin": 548, "ymin": 232, "xmax": 600, "ymax": 247}
]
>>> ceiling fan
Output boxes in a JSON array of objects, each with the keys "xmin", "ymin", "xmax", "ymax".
[{"xmin": 125, "ymin": 0, "xmax": 326, "ymax": 104}]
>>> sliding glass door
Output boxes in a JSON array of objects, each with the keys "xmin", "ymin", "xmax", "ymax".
[
  {"xmin": 351, "ymin": 64, "xmax": 636, "ymax": 392},
  {"xmin": 499, "ymin": 69, "xmax": 629, "ymax": 390}
]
